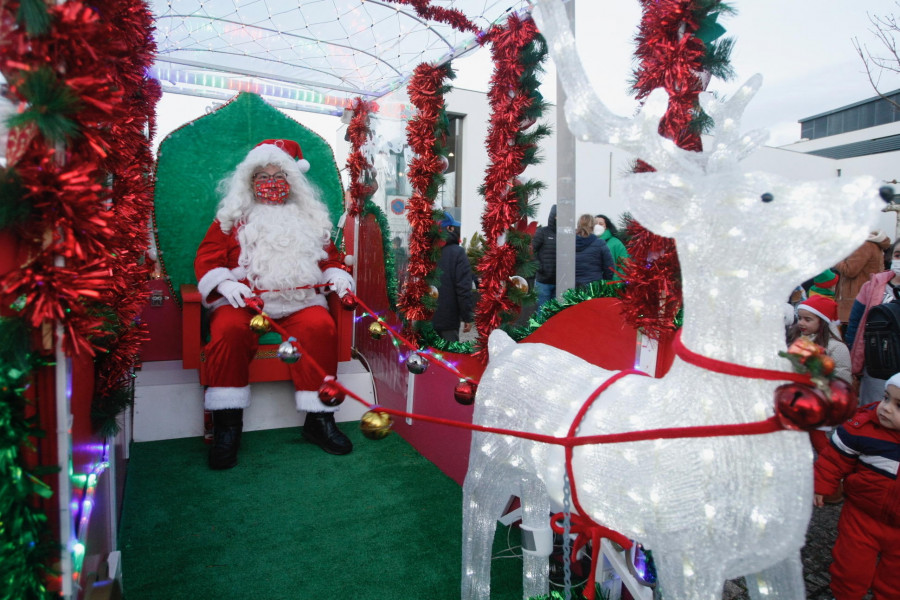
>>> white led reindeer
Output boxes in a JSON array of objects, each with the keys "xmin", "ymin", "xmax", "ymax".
[{"xmin": 460, "ymin": 2, "xmax": 883, "ymax": 599}]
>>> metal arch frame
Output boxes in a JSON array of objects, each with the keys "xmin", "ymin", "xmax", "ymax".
[{"xmin": 156, "ymin": 14, "xmax": 405, "ymax": 79}]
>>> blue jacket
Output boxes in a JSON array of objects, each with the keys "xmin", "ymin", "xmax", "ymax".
[{"xmin": 574, "ymin": 234, "xmax": 613, "ymax": 286}]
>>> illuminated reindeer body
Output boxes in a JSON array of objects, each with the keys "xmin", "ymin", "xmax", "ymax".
[{"xmin": 460, "ymin": 2, "xmax": 881, "ymax": 599}]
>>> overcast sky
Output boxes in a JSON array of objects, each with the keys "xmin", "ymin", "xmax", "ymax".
[{"xmin": 452, "ymin": 0, "xmax": 900, "ymax": 147}]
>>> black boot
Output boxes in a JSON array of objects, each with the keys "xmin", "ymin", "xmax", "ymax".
[
  {"xmin": 209, "ymin": 409, "xmax": 243, "ymax": 470},
  {"xmin": 303, "ymin": 412, "xmax": 353, "ymax": 455}
]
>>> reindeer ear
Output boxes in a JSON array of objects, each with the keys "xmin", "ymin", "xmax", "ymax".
[{"xmin": 487, "ymin": 329, "xmax": 515, "ymax": 357}]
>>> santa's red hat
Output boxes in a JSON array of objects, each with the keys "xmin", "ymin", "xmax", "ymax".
[
  {"xmin": 255, "ymin": 139, "xmax": 310, "ymax": 173},
  {"xmin": 798, "ymin": 295, "xmax": 838, "ymax": 324}
]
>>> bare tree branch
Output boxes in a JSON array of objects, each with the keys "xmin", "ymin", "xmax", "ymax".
[{"xmin": 854, "ymin": 2, "xmax": 900, "ymax": 110}]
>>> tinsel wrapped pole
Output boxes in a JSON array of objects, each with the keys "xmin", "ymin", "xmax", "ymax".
[
  {"xmin": 0, "ymin": 0, "xmax": 159, "ymax": 592},
  {"xmin": 474, "ymin": 14, "xmax": 549, "ymax": 355},
  {"xmin": 345, "ymin": 97, "xmax": 378, "ymax": 219},
  {"xmin": 396, "ymin": 62, "xmax": 454, "ymax": 322},
  {"xmin": 619, "ymin": 0, "xmax": 734, "ymax": 339}
]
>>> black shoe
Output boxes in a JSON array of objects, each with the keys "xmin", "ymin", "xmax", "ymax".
[
  {"xmin": 209, "ymin": 409, "xmax": 243, "ymax": 470},
  {"xmin": 303, "ymin": 412, "xmax": 353, "ymax": 455}
]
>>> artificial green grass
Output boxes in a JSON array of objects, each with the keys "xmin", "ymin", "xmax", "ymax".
[{"xmin": 119, "ymin": 425, "xmax": 527, "ymax": 599}]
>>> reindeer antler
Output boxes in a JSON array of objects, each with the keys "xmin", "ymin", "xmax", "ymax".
[
  {"xmin": 699, "ymin": 75, "xmax": 770, "ymax": 173},
  {"xmin": 533, "ymin": 0, "xmax": 769, "ymax": 177},
  {"xmin": 533, "ymin": 0, "xmax": 702, "ymax": 174}
]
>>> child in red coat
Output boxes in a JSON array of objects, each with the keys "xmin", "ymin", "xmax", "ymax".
[{"xmin": 814, "ymin": 372, "xmax": 900, "ymax": 599}]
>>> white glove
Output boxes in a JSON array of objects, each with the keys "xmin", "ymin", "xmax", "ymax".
[
  {"xmin": 330, "ymin": 275, "xmax": 354, "ymax": 298},
  {"xmin": 217, "ymin": 280, "xmax": 254, "ymax": 308}
]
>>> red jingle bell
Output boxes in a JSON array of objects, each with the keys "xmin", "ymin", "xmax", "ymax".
[
  {"xmin": 454, "ymin": 379, "xmax": 477, "ymax": 406},
  {"xmin": 774, "ymin": 383, "xmax": 828, "ymax": 430},
  {"xmin": 824, "ymin": 378, "xmax": 858, "ymax": 425},
  {"xmin": 318, "ymin": 377, "xmax": 346, "ymax": 407},
  {"xmin": 245, "ymin": 296, "xmax": 265, "ymax": 312},
  {"xmin": 340, "ymin": 293, "xmax": 359, "ymax": 311}
]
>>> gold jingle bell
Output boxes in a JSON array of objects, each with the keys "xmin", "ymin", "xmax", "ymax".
[
  {"xmin": 360, "ymin": 410, "xmax": 393, "ymax": 440},
  {"xmin": 368, "ymin": 321, "xmax": 388, "ymax": 340},
  {"xmin": 508, "ymin": 275, "xmax": 529, "ymax": 294},
  {"xmin": 249, "ymin": 313, "xmax": 271, "ymax": 334}
]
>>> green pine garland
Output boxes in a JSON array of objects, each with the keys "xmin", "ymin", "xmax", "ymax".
[
  {"xmin": 0, "ymin": 317, "xmax": 56, "ymax": 599},
  {"xmin": 0, "ymin": 167, "xmax": 31, "ymax": 230},
  {"xmin": 15, "ymin": 0, "xmax": 52, "ymax": 36},
  {"xmin": 6, "ymin": 67, "xmax": 82, "ymax": 143}
]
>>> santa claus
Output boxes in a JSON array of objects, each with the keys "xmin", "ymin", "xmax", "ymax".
[{"xmin": 195, "ymin": 138, "xmax": 355, "ymax": 469}]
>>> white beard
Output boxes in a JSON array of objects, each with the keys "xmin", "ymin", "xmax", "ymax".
[{"xmin": 237, "ymin": 203, "xmax": 329, "ymax": 304}]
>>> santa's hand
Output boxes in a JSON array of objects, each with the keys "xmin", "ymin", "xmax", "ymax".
[
  {"xmin": 330, "ymin": 276, "xmax": 354, "ymax": 298},
  {"xmin": 217, "ymin": 280, "xmax": 254, "ymax": 308}
]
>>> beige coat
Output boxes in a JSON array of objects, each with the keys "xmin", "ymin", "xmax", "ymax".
[{"xmin": 833, "ymin": 238, "xmax": 892, "ymax": 322}]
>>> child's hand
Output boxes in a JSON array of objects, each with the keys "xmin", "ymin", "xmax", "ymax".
[{"xmin": 813, "ymin": 494, "xmax": 824, "ymax": 507}]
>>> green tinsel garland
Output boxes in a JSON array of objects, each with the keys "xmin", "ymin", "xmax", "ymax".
[
  {"xmin": 510, "ymin": 282, "xmax": 626, "ymax": 340},
  {"xmin": 417, "ymin": 322, "xmax": 476, "ymax": 355},
  {"xmin": 0, "ymin": 317, "xmax": 56, "ymax": 599}
]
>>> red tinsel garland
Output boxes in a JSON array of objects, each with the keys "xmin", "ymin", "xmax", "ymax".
[
  {"xmin": 0, "ymin": 0, "xmax": 157, "ymax": 383},
  {"xmin": 382, "ymin": 0, "xmax": 479, "ymax": 35},
  {"xmin": 345, "ymin": 97, "xmax": 378, "ymax": 218},
  {"xmin": 396, "ymin": 63, "xmax": 451, "ymax": 322},
  {"xmin": 619, "ymin": 0, "xmax": 708, "ymax": 339},
  {"xmin": 474, "ymin": 14, "xmax": 540, "ymax": 352}
]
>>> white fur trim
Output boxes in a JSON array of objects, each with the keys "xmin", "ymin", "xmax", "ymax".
[
  {"xmin": 198, "ymin": 267, "xmax": 236, "ymax": 306},
  {"xmin": 295, "ymin": 390, "xmax": 338, "ymax": 413},
  {"xmin": 297, "ymin": 158, "xmax": 310, "ymax": 173},
  {"xmin": 205, "ymin": 386, "xmax": 251, "ymax": 410},
  {"xmin": 797, "ymin": 305, "xmax": 835, "ymax": 327}
]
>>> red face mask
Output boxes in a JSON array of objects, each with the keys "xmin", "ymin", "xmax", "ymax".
[{"xmin": 254, "ymin": 179, "xmax": 290, "ymax": 205}]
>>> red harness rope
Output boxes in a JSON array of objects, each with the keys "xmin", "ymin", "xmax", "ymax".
[{"xmin": 246, "ymin": 296, "xmax": 802, "ymax": 599}]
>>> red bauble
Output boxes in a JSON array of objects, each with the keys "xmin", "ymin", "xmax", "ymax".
[
  {"xmin": 825, "ymin": 379, "xmax": 858, "ymax": 425},
  {"xmin": 454, "ymin": 380, "xmax": 477, "ymax": 406},
  {"xmin": 437, "ymin": 155, "xmax": 450, "ymax": 173},
  {"xmin": 774, "ymin": 383, "xmax": 828, "ymax": 430},
  {"xmin": 245, "ymin": 296, "xmax": 265, "ymax": 312},
  {"xmin": 318, "ymin": 377, "xmax": 346, "ymax": 407},
  {"xmin": 340, "ymin": 293, "xmax": 359, "ymax": 311}
]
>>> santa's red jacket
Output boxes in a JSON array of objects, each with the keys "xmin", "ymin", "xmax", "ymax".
[
  {"xmin": 814, "ymin": 403, "xmax": 900, "ymax": 527},
  {"xmin": 195, "ymin": 220, "xmax": 348, "ymax": 318}
]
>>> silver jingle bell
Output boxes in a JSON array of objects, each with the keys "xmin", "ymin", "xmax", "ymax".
[
  {"xmin": 405, "ymin": 351, "xmax": 429, "ymax": 375},
  {"xmin": 277, "ymin": 339, "xmax": 301, "ymax": 364}
]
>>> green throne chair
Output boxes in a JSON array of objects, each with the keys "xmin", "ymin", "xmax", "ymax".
[{"xmin": 153, "ymin": 92, "xmax": 352, "ymax": 384}]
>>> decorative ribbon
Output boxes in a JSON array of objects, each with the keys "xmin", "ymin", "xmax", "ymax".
[{"xmin": 550, "ymin": 512, "xmax": 633, "ymax": 600}]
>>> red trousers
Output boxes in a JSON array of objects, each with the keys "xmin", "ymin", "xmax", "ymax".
[
  {"xmin": 830, "ymin": 500, "xmax": 900, "ymax": 600},
  {"xmin": 204, "ymin": 305, "xmax": 337, "ymax": 392}
]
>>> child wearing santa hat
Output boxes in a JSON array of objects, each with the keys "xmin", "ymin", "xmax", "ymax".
[
  {"xmin": 789, "ymin": 295, "xmax": 852, "ymax": 384},
  {"xmin": 788, "ymin": 295, "xmax": 853, "ymax": 456}
]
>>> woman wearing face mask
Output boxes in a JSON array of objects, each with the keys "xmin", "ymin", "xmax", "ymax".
[
  {"xmin": 844, "ymin": 239, "xmax": 900, "ymax": 405},
  {"xmin": 593, "ymin": 214, "xmax": 629, "ymax": 273}
]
